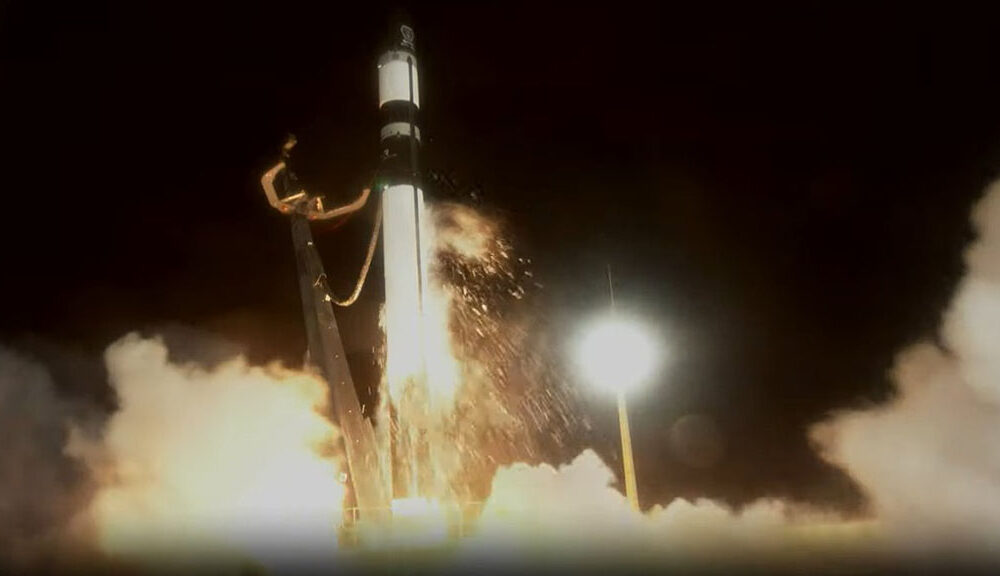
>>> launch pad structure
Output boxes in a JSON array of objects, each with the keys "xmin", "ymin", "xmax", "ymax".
[{"xmin": 260, "ymin": 16, "xmax": 436, "ymax": 528}]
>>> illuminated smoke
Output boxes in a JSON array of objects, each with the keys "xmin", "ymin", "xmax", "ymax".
[
  {"xmin": 69, "ymin": 334, "xmax": 346, "ymax": 571},
  {"xmin": 812, "ymin": 180, "xmax": 1000, "ymax": 557},
  {"xmin": 463, "ymin": 449, "xmax": 880, "ymax": 567},
  {"xmin": 426, "ymin": 203, "xmax": 582, "ymax": 498},
  {"xmin": 376, "ymin": 200, "xmax": 581, "ymax": 505},
  {"xmin": 432, "ymin": 202, "xmax": 502, "ymax": 261}
]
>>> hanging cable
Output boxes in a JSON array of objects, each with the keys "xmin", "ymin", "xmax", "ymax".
[{"xmin": 321, "ymin": 195, "xmax": 383, "ymax": 307}]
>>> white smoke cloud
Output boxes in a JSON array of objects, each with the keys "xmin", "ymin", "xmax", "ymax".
[
  {"xmin": 69, "ymin": 334, "xmax": 347, "ymax": 572},
  {"xmin": 945, "ymin": 181, "xmax": 1000, "ymax": 405},
  {"xmin": 461, "ymin": 449, "xmax": 879, "ymax": 569},
  {"xmin": 812, "ymin": 180, "xmax": 1000, "ymax": 557}
]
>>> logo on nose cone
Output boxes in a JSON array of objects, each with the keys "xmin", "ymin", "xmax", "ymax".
[{"xmin": 400, "ymin": 25, "xmax": 415, "ymax": 49}]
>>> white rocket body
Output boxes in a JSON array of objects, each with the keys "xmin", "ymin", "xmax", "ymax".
[
  {"xmin": 378, "ymin": 22, "xmax": 428, "ymax": 402},
  {"xmin": 376, "ymin": 20, "xmax": 443, "ymax": 499}
]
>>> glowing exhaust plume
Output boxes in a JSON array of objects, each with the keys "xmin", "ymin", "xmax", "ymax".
[
  {"xmin": 69, "ymin": 335, "xmax": 346, "ymax": 569},
  {"xmin": 381, "ymin": 186, "xmax": 461, "ymax": 412},
  {"xmin": 380, "ymin": 185, "xmax": 462, "ymax": 500},
  {"xmin": 379, "ymin": 196, "xmax": 532, "ymax": 503},
  {"xmin": 381, "ymin": 201, "xmax": 573, "ymax": 506},
  {"xmin": 387, "ymin": 497, "xmax": 450, "ymax": 548},
  {"xmin": 381, "ymin": 184, "xmax": 432, "ymax": 404}
]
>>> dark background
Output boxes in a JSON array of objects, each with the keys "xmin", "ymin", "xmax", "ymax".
[{"xmin": 3, "ymin": 1, "xmax": 1000, "ymax": 513}]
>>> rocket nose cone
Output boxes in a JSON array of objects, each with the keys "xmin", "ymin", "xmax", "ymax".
[{"xmin": 386, "ymin": 10, "xmax": 416, "ymax": 54}]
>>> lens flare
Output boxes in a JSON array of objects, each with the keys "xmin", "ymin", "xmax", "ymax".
[{"xmin": 573, "ymin": 315, "xmax": 660, "ymax": 395}]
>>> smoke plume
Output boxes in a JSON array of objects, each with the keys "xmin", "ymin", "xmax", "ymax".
[
  {"xmin": 69, "ymin": 334, "xmax": 346, "ymax": 571},
  {"xmin": 459, "ymin": 449, "xmax": 880, "ymax": 570},
  {"xmin": 811, "ymin": 180, "xmax": 1000, "ymax": 558}
]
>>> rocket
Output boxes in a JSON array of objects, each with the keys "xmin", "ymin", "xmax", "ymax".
[
  {"xmin": 376, "ymin": 16, "xmax": 437, "ymax": 499},
  {"xmin": 378, "ymin": 15, "xmax": 427, "ymax": 391}
]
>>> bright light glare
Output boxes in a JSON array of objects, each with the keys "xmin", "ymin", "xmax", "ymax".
[{"xmin": 574, "ymin": 315, "xmax": 660, "ymax": 395}]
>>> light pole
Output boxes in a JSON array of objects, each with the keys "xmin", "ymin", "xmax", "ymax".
[
  {"xmin": 607, "ymin": 266, "xmax": 641, "ymax": 513},
  {"xmin": 573, "ymin": 266, "xmax": 660, "ymax": 512},
  {"xmin": 616, "ymin": 384, "xmax": 640, "ymax": 512}
]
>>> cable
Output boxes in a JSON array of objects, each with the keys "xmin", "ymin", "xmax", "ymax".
[{"xmin": 323, "ymin": 195, "xmax": 382, "ymax": 307}]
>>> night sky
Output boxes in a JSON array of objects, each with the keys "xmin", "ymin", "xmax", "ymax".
[{"xmin": 3, "ymin": 2, "xmax": 1000, "ymax": 513}]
